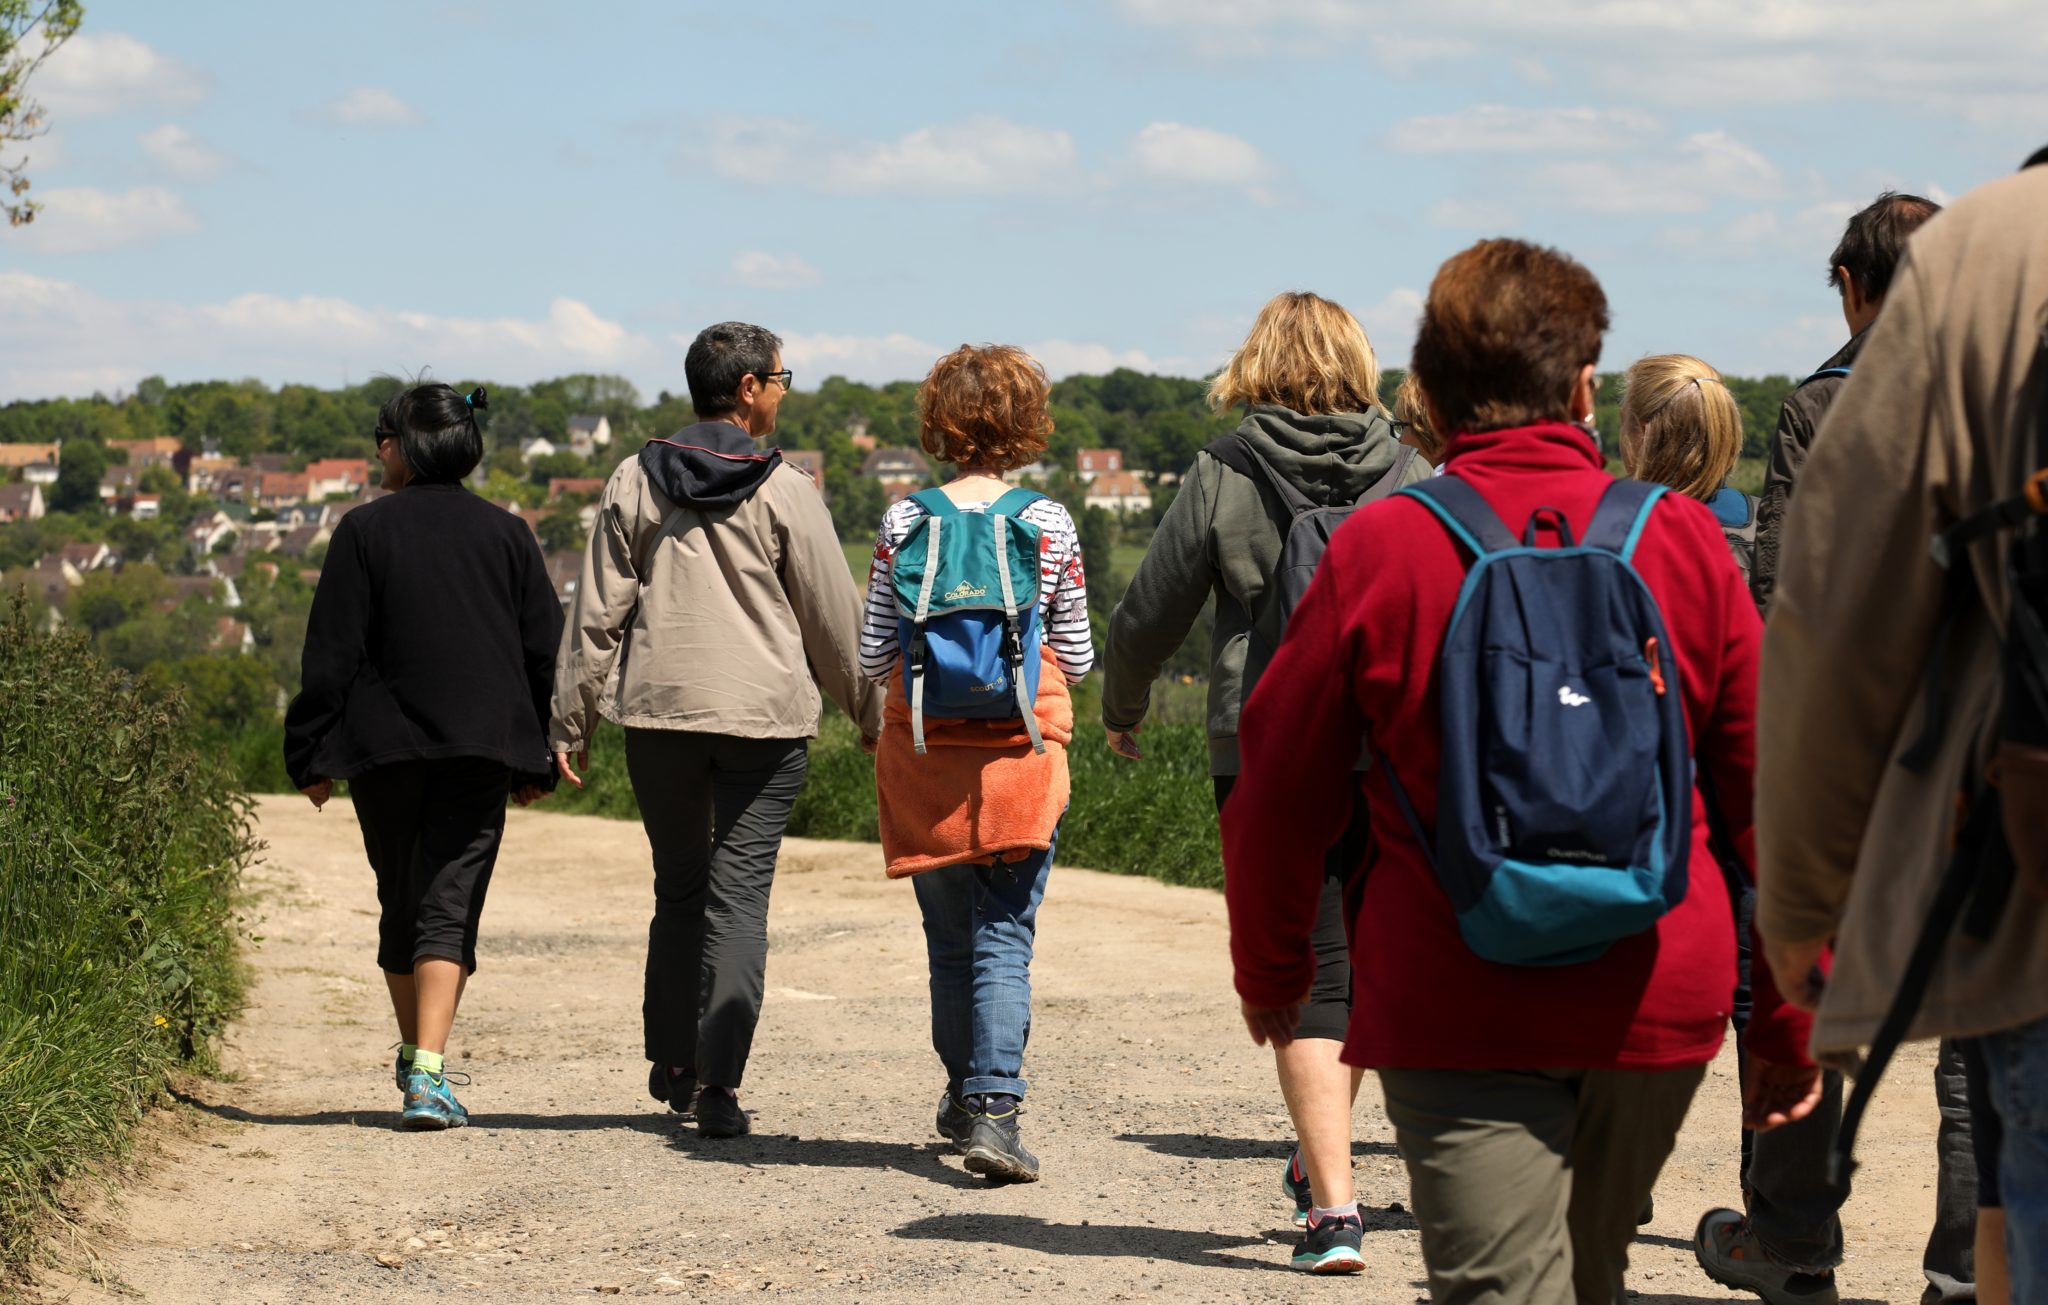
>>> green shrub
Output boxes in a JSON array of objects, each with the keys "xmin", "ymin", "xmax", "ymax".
[{"xmin": 0, "ymin": 597, "xmax": 254, "ymax": 1269}]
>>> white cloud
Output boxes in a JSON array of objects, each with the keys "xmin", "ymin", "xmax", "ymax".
[
  {"xmin": 2, "ymin": 186, "xmax": 198, "ymax": 253},
  {"xmin": 139, "ymin": 124, "xmax": 230, "ymax": 180},
  {"xmin": 1427, "ymin": 198, "xmax": 1520, "ymax": 230},
  {"xmin": 325, "ymin": 88, "xmax": 420, "ymax": 127},
  {"xmin": 823, "ymin": 117, "xmax": 1077, "ymax": 196},
  {"xmin": 1130, "ymin": 122, "xmax": 1270, "ymax": 187},
  {"xmin": 1541, "ymin": 130, "xmax": 1783, "ymax": 215},
  {"xmin": 1387, "ymin": 104, "xmax": 1658, "ymax": 154},
  {"xmin": 32, "ymin": 32, "xmax": 209, "ymax": 117},
  {"xmin": 1354, "ymin": 289, "xmax": 1427, "ymax": 367},
  {"xmin": 0, "ymin": 274, "xmax": 660, "ymax": 399},
  {"xmin": 729, "ymin": 250, "xmax": 823, "ymax": 290}
]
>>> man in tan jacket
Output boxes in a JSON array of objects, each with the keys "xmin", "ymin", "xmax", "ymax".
[
  {"xmin": 1758, "ymin": 160, "xmax": 2048, "ymax": 1292},
  {"xmin": 549, "ymin": 321, "xmax": 882, "ymax": 1139}
]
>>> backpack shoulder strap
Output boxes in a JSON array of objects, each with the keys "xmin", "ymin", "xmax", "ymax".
[
  {"xmin": 988, "ymin": 486, "xmax": 1045, "ymax": 518},
  {"xmin": 1582, "ymin": 479, "xmax": 1667, "ymax": 561},
  {"xmin": 1357, "ymin": 445, "xmax": 1420, "ymax": 507},
  {"xmin": 1798, "ymin": 365, "xmax": 1853, "ymax": 387},
  {"xmin": 1398, "ymin": 474, "xmax": 1516, "ymax": 557},
  {"xmin": 1203, "ymin": 435, "xmax": 1317, "ymax": 517},
  {"xmin": 910, "ymin": 487, "xmax": 958, "ymax": 517}
]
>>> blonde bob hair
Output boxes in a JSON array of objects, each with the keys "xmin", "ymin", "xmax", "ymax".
[
  {"xmin": 1208, "ymin": 291, "xmax": 1382, "ymax": 416},
  {"xmin": 1619, "ymin": 354, "xmax": 1743, "ymax": 502},
  {"xmin": 1393, "ymin": 371, "xmax": 1445, "ymax": 462}
]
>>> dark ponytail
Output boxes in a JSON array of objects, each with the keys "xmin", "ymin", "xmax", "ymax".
[{"xmin": 379, "ymin": 381, "xmax": 488, "ymax": 483}]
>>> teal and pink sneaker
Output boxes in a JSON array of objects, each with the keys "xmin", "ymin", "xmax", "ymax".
[
  {"xmin": 1283, "ymin": 1149, "xmax": 1313, "ymax": 1228},
  {"xmin": 1292, "ymin": 1208, "xmax": 1366, "ymax": 1274},
  {"xmin": 401, "ymin": 1067, "xmax": 470, "ymax": 1131}
]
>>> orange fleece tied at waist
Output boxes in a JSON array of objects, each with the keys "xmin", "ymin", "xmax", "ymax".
[{"xmin": 874, "ymin": 644, "xmax": 1073, "ymax": 878}]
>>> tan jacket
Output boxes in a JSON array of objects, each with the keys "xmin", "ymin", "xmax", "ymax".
[
  {"xmin": 548, "ymin": 450, "xmax": 883, "ymax": 750},
  {"xmin": 1758, "ymin": 165, "xmax": 2048, "ymax": 1054}
]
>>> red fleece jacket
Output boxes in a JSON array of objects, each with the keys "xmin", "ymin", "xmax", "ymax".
[{"xmin": 1222, "ymin": 423, "xmax": 1813, "ymax": 1071}]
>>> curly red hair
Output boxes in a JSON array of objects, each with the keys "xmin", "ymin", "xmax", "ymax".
[{"xmin": 916, "ymin": 344, "xmax": 1054, "ymax": 471}]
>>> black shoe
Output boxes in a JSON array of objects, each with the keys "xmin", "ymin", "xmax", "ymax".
[
  {"xmin": 1291, "ymin": 1209, "xmax": 1366, "ymax": 1273},
  {"xmin": 695, "ymin": 1086, "xmax": 750, "ymax": 1138},
  {"xmin": 649, "ymin": 1064, "xmax": 697, "ymax": 1117},
  {"xmin": 935, "ymin": 1091, "xmax": 976, "ymax": 1152},
  {"xmin": 961, "ymin": 1095, "xmax": 1038, "ymax": 1183}
]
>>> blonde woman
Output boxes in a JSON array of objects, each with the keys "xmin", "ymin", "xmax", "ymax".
[
  {"xmin": 1618, "ymin": 354, "xmax": 1757, "ymax": 583},
  {"xmin": 1101, "ymin": 290, "xmax": 1426, "ymax": 1273},
  {"xmin": 1393, "ymin": 371, "xmax": 1446, "ymax": 466}
]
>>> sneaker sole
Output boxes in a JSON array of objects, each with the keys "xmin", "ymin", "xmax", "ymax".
[
  {"xmin": 963, "ymin": 1144, "xmax": 1040, "ymax": 1183},
  {"xmin": 401, "ymin": 1110, "xmax": 466, "ymax": 1131},
  {"xmin": 1291, "ymin": 1207, "xmax": 1310, "ymax": 1230},
  {"xmin": 1292, "ymin": 1247, "xmax": 1366, "ymax": 1274}
]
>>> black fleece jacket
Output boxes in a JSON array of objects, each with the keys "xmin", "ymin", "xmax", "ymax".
[{"xmin": 282, "ymin": 481, "xmax": 563, "ymax": 790}]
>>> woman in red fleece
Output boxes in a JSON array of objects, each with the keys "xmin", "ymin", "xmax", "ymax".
[{"xmin": 1221, "ymin": 239, "xmax": 1823, "ymax": 1304}]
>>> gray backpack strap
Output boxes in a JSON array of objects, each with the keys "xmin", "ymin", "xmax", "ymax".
[
  {"xmin": 908, "ymin": 515, "xmax": 944, "ymax": 755},
  {"xmin": 1359, "ymin": 445, "xmax": 1419, "ymax": 505},
  {"xmin": 991, "ymin": 514, "xmax": 1045, "ymax": 755}
]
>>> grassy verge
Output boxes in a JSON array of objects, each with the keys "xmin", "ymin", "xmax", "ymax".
[{"xmin": 0, "ymin": 599, "xmax": 255, "ymax": 1272}]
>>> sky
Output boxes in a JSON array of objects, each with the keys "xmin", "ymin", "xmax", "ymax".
[{"xmin": 1, "ymin": 0, "xmax": 2042, "ymax": 402}]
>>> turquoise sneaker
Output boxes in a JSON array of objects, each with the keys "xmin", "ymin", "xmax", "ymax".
[
  {"xmin": 401, "ymin": 1067, "xmax": 470, "ymax": 1131},
  {"xmin": 393, "ymin": 1047, "xmax": 410, "ymax": 1092},
  {"xmin": 1282, "ymin": 1149, "xmax": 1312, "ymax": 1228}
]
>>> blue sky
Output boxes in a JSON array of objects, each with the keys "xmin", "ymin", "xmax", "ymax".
[{"xmin": 2, "ymin": 0, "xmax": 2042, "ymax": 401}]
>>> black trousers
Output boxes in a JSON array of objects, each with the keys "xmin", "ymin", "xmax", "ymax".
[
  {"xmin": 351, "ymin": 758, "xmax": 510, "ymax": 974},
  {"xmin": 625, "ymin": 729, "xmax": 808, "ymax": 1089},
  {"xmin": 1214, "ymin": 774, "xmax": 1370, "ymax": 1043}
]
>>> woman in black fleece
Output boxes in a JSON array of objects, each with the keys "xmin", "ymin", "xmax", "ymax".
[{"xmin": 283, "ymin": 381, "xmax": 562, "ymax": 1130}]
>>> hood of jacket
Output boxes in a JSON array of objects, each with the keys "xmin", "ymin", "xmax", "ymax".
[
  {"xmin": 638, "ymin": 421, "xmax": 783, "ymax": 510},
  {"xmin": 1232, "ymin": 404, "xmax": 1407, "ymax": 507}
]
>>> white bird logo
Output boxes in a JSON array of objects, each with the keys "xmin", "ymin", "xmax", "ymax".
[{"xmin": 1558, "ymin": 686, "xmax": 1591, "ymax": 708}]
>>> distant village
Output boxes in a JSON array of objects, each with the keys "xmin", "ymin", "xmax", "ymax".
[{"xmin": 0, "ymin": 413, "xmax": 1161, "ymax": 651}]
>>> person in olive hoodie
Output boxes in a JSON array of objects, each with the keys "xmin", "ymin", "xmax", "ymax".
[
  {"xmin": 1100, "ymin": 291, "xmax": 1427, "ymax": 1273},
  {"xmin": 285, "ymin": 381, "xmax": 563, "ymax": 1131},
  {"xmin": 549, "ymin": 322, "xmax": 883, "ymax": 1139}
]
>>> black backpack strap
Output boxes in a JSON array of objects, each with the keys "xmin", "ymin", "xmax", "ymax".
[
  {"xmin": 1798, "ymin": 365, "xmax": 1854, "ymax": 387},
  {"xmin": 1582, "ymin": 479, "xmax": 1666, "ymax": 559},
  {"xmin": 1401, "ymin": 474, "xmax": 1515, "ymax": 556}
]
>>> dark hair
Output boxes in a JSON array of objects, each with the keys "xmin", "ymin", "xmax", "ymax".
[
  {"xmin": 2025, "ymin": 144, "xmax": 2048, "ymax": 170},
  {"xmin": 684, "ymin": 321, "xmax": 782, "ymax": 418},
  {"xmin": 1411, "ymin": 238, "xmax": 1609, "ymax": 437},
  {"xmin": 379, "ymin": 383, "xmax": 488, "ymax": 483},
  {"xmin": 1827, "ymin": 191, "xmax": 1941, "ymax": 301}
]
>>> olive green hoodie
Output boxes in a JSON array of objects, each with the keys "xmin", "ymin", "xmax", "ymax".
[{"xmin": 1101, "ymin": 404, "xmax": 1425, "ymax": 774}]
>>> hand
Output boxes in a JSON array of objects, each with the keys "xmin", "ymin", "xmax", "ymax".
[
  {"xmin": 1106, "ymin": 726, "xmax": 1144, "ymax": 760},
  {"xmin": 300, "ymin": 778, "xmax": 332, "ymax": 810},
  {"xmin": 511, "ymin": 783, "xmax": 549, "ymax": 808},
  {"xmin": 860, "ymin": 733, "xmax": 879, "ymax": 755},
  {"xmin": 1744, "ymin": 1056, "xmax": 1825, "ymax": 1131},
  {"xmin": 555, "ymin": 748, "xmax": 587, "ymax": 790},
  {"xmin": 1240, "ymin": 998, "xmax": 1302, "ymax": 1048},
  {"xmin": 1763, "ymin": 936, "xmax": 1830, "ymax": 1014}
]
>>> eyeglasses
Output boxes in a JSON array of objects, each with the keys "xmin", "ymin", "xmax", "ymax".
[
  {"xmin": 755, "ymin": 369, "xmax": 793, "ymax": 390},
  {"xmin": 372, "ymin": 427, "xmax": 396, "ymax": 445}
]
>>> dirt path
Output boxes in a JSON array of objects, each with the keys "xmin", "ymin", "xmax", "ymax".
[{"xmin": 34, "ymin": 795, "xmax": 1949, "ymax": 1304}]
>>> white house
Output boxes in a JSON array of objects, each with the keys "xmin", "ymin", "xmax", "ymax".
[
  {"xmin": 566, "ymin": 414, "xmax": 612, "ymax": 456},
  {"xmin": 0, "ymin": 483, "xmax": 45, "ymax": 523},
  {"xmin": 521, "ymin": 437, "xmax": 558, "ymax": 461},
  {"xmin": 1076, "ymin": 448, "xmax": 1124, "ymax": 482},
  {"xmin": 186, "ymin": 510, "xmax": 238, "ymax": 554},
  {"xmin": 22, "ymin": 461, "xmax": 58, "ymax": 486},
  {"xmin": 1083, "ymin": 470, "xmax": 1153, "ymax": 515}
]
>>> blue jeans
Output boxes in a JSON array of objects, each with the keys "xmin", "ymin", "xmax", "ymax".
[
  {"xmin": 1981, "ymin": 1012, "xmax": 2048, "ymax": 1301},
  {"xmin": 911, "ymin": 825, "xmax": 1058, "ymax": 1101}
]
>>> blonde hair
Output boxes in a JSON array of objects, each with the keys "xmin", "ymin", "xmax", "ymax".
[
  {"xmin": 1619, "ymin": 354, "xmax": 1743, "ymax": 502},
  {"xmin": 1208, "ymin": 291, "xmax": 1382, "ymax": 416},
  {"xmin": 1393, "ymin": 372, "xmax": 1444, "ymax": 462}
]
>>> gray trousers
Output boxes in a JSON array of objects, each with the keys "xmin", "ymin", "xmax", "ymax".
[
  {"xmin": 624, "ymin": 729, "xmax": 807, "ymax": 1089},
  {"xmin": 1379, "ymin": 1064, "xmax": 1707, "ymax": 1305}
]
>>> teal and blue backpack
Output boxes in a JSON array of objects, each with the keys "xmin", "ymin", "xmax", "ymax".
[
  {"xmin": 1380, "ymin": 475, "xmax": 1695, "ymax": 966},
  {"xmin": 892, "ymin": 487, "xmax": 1048, "ymax": 756}
]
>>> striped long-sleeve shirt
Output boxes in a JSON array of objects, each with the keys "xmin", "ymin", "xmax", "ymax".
[{"xmin": 859, "ymin": 492, "xmax": 1095, "ymax": 683}]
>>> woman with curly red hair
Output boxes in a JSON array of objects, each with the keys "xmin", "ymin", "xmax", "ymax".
[{"xmin": 859, "ymin": 343, "xmax": 1093, "ymax": 1184}]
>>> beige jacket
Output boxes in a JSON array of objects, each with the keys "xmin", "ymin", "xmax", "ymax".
[
  {"xmin": 548, "ymin": 446, "xmax": 883, "ymax": 750},
  {"xmin": 1757, "ymin": 165, "xmax": 2048, "ymax": 1054}
]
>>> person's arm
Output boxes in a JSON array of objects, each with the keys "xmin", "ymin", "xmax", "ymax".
[
  {"xmin": 1042, "ymin": 503, "xmax": 1094, "ymax": 683},
  {"xmin": 858, "ymin": 507, "xmax": 905, "ymax": 682},
  {"xmin": 514, "ymin": 526, "xmax": 565, "ymax": 795},
  {"xmin": 548, "ymin": 472, "xmax": 644, "ymax": 764},
  {"xmin": 1100, "ymin": 457, "xmax": 1216, "ymax": 732},
  {"xmin": 1222, "ymin": 541, "xmax": 1368, "ymax": 1042},
  {"xmin": 1757, "ymin": 252, "xmax": 1955, "ymax": 967},
  {"xmin": 281, "ymin": 516, "xmax": 370, "ymax": 796},
  {"xmin": 1751, "ymin": 397, "xmax": 1813, "ymax": 614},
  {"xmin": 778, "ymin": 473, "xmax": 884, "ymax": 738}
]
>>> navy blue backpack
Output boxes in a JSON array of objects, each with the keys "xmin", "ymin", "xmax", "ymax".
[{"xmin": 1382, "ymin": 475, "xmax": 1694, "ymax": 966}]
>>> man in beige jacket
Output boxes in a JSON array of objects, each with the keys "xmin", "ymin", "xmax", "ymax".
[
  {"xmin": 550, "ymin": 321, "xmax": 883, "ymax": 1139},
  {"xmin": 1758, "ymin": 159, "xmax": 2048, "ymax": 1292}
]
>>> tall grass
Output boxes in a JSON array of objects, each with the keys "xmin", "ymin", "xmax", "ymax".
[{"xmin": 0, "ymin": 598, "xmax": 254, "ymax": 1270}]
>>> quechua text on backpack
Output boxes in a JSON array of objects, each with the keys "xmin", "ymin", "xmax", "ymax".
[
  {"xmin": 891, "ymin": 487, "xmax": 1048, "ymax": 756},
  {"xmin": 1381, "ymin": 476, "xmax": 1694, "ymax": 966}
]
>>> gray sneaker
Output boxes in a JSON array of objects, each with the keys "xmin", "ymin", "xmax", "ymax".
[
  {"xmin": 1694, "ymin": 1209, "xmax": 1840, "ymax": 1305},
  {"xmin": 961, "ymin": 1095, "xmax": 1039, "ymax": 1183}
]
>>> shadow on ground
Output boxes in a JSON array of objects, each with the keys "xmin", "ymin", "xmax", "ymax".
[
  {"xmin": 1118, "ymin": 1132, "xmax": 1400, "ymax": 1161},
  {"xmin": 891, "ymin": 1213, "xmax": 1289, "ymax": 1272},
  {"xmin": 669, "ymin": 1130, "xmax": 984, "ymax": 1189},
  {"xmin": 176, "ymin": 1090, "xmax": 676, "ymax": 1135}
]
